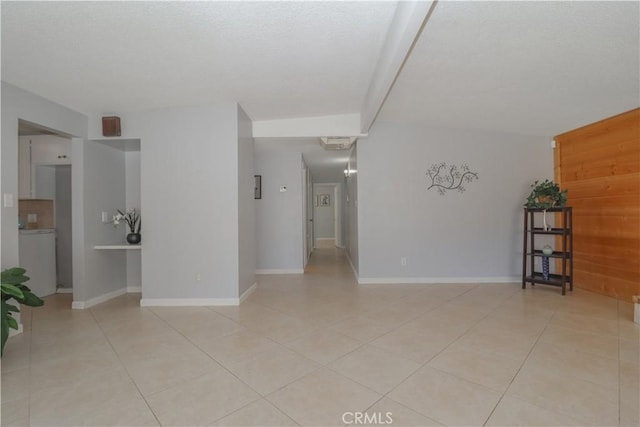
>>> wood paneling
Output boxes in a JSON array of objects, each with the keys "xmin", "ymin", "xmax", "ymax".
[{"xmin": 555, "ymin": 108, "xmax": 640, "ymax": 301}]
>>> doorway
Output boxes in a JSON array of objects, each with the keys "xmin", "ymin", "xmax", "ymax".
[
  {"xmin": 312, "ymin": 183, "xmax": 344, "ymax": 249},
  {"xmin": 17, "ymin": 120, "xmax": 73, "ymax": 296}
]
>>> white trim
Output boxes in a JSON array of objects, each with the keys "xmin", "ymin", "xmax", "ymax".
[
  {"xmin": 256, "ymin": 269, "xmax": 304, "ymax": 275},
  {"xmin": 127, "ymin": 286, "xmax": 142, "ymax": 293},
  {"xmin": 140, "ymin": 298, "xmax": 239, "ymax": 307},
  {"xmin": 72, "ymin": 287, "xmax": 127, "ymax": 309},
  {"xmin": 239, "ymin": 282, "xmax": 257, "ymax": 304},
  {"xmin": 56, "ymin": 287, "xmax": 73, "ymax": 294},
  {"xmin": 315, "ymin": 238, "xmax": 335, "ymax": 242},
  {"xmin": 357, "ymin": 276, "xmax": 520, "ymax": 285}
]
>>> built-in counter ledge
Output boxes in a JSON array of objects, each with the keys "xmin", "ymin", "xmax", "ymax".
[{"xmin": 94, "ymin": 244, "xmax": 141, "ymax": 250}]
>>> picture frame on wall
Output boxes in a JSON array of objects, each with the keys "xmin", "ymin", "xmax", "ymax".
[
  {"xmin": 254, "ymin": 175, "xmax": 262, "ymax": 199},
  {"xmin": 319, "ymin": 194, "xmax": 330, "ymax": 206}
]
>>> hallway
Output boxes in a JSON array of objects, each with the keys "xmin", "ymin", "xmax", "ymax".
[{"xmin": 303, "ymin": 247, "xmax": 354, "ymax": 278}]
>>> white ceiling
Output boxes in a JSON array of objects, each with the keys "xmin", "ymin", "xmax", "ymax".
[
  {"xmin": 2, "ymin": 1, "xmax": 639, "ymax": 182},
  {"xmin": 379, "ymin": 1, "xmax": 640, "ymax": 136},
  {"xmin": 1, "ymin": 1, "xmax": 396, "ymax": 119}
]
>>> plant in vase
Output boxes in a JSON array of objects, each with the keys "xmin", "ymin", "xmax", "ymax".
[
  {"xmin": 113, "ymin": 208, "xmax": 141, "ymax": 244},
  {"xmin": 524, "ymin": 179, "xmax": 568, "ymax": 209}
]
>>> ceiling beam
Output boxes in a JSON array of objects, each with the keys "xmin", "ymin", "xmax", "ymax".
[
  {"xmin": 253, "ymin": 113, "xmax": 365, "ymax": 138},
  {"xmin": 360, "ymin": 0, "xmax": 437, "ymax": 133}
]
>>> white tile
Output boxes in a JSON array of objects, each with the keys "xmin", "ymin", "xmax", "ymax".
[
  {"xmin": 210, "ymin": 399, "xmax": 298, "ymax": 426},
  {"xmin": 267, "ymin": 368, "xmax": 382, "ymax": 426},
  {"xmin": 388, "ymin": 366, "xmax": 502, "ymax": 426},
  {"xmin": 225, "ymin": 346, "xmax": 319, "ymax": 395},
  {"xmin": 0, "ymin": 252, "xmax": 635, "ymax": 427},
  {"xmin": 329, "ymin": 345, "xmax": 421, "ymax": 394},
  {"xmin": 146, "ymin": 370, "xmax": 260, "ymax": 426}
]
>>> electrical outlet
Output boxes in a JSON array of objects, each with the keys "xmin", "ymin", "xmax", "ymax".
[
  {"xmin": 401, "ymin": 257, "xmax": 407, "ymax": 266},
  {"xmin": 196, "ymin": 273, "xmax": 202, "ymax": 282}
]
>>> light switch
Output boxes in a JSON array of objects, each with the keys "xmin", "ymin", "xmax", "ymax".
[
  {"xmin": 101, "ymin": 211, "xmax": 109, "ymax": 223},
  {"xmin": 3, "ymin": 193, "xmax": 14, "ymax": 208}
]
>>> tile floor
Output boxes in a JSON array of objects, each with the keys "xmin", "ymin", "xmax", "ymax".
[{"xmin": 1, "ymin": 248, "xmax": 638, "ymax": 426}]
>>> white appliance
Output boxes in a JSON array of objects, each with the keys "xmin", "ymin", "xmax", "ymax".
[{"xmin": 18, "ymin": 229, "xmax": 57, "ymax": 297}]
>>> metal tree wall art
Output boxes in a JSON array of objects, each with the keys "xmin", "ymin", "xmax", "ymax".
[{"xmin": 426, "ymin": 162, "xmax": 479, "ymax": 195}]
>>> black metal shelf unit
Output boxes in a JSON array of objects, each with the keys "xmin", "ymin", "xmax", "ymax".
[{"xmin": 522, "ymin": 207, "xmax": 573, "ymax": 295}]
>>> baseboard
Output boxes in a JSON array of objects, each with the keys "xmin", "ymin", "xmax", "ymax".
[
  {"xmin": 140, "ymin": 297, "xmax": 239, "ymax": 307},
  {"xmin": 256, "ymin": 269, "xmax": 304, "ymax": 274},
  {"xmin": 357, "ymin": 276, "xmax": 520, "ymax": 285},
  {"xmin": 72, "ymin": 287, "xmax": 127, "ymax": 309},
  {"xmin": 239, "ymin": 282, "xmax": 257, "ymax": 304},
  {"xmin": 126, "ymin": 286, "xmax": 142, "ymax": 293},
  {"xmin": 56, "ymin": 287, "xmax": 73, "ymax": 294}
]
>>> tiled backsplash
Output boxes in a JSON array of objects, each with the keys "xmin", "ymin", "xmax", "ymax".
[{"xmin": 18, "ymin": 199, "xmax": 54, "ymax": 229}]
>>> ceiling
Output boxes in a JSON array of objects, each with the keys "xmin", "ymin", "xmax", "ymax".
[
  {"xmin": 0, "ymin": 1, "xmax": 395, "ymax": 120},
  {"xmin": 2, "ymin": 1, "xmax": 639, "ymax": 182},
  {"xmin": 379, "ymin": 1, "xmax": 640, "ymax": 137}
]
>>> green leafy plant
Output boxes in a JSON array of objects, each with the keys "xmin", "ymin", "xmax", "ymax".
[
  {"xmin": 1, "ymin": 268, "xmax": 44, "ymax": 356},
  {"xmin": 525, "ymin": 179, "xmax": 568, "ymax": 208}
]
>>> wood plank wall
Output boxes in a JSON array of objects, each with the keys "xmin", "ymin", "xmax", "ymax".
[{"xmin": 554, "ymin": 108, "xmax": 639, "ymax": 301}]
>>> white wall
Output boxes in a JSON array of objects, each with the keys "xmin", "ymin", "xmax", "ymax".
[
  {"xmin": 125, "ymin": 151, "xmax": 141, "ymax": 290},
  {"xmin": 357, "ymin": 121, "xmax": 553, "ymax": 283},
  {"xmin": 237, "ymin": 105, "xmax": 256, "ymax": 296},
  {"xmin": 345, "ymin": 145, "xmax": 359, "ymax": 272},
  {"xmin": 75, "ymin": 141, "xmax": 127, "ymax": 302},
  {"xmin": 255, "ymin": 151, "xmax": 304, "ymax": 273},
  {"xmin": 96, "ymin": 103, "xmax": 243, "ymax": 302},
  {"xmin": 55, "ymin": 166, "xmax": 73, "ymax": 288},
  {"xmin": 1, "ymin": 82, "xmax": 87, "ymax": 270}
]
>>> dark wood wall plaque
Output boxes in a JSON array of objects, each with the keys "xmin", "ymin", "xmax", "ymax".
[{"xmin": 102, "ymin": 116, "xmax": 121, "ymax": 137}]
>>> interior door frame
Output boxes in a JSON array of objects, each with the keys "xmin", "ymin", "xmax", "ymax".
[{"xmin": 312, "ymin": 182, "xmax": 343, "ymax": 249}]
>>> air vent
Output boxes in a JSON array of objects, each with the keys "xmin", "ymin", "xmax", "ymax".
[{"xmin": 319, "ymin": 136, "xmax": 357, "ymax": 151}]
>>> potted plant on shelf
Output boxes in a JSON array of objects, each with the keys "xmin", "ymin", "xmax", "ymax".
[
  {"xmin": 113, "ymin": 208, "xmax": 141, "ymax": 244},
  {"xmin": 1, "ymin": 268, "xmax": 44, "ymax": 356},
  {"xmin": 524, "ymin": 179, "xmax": 568, "ymax": 209}
]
